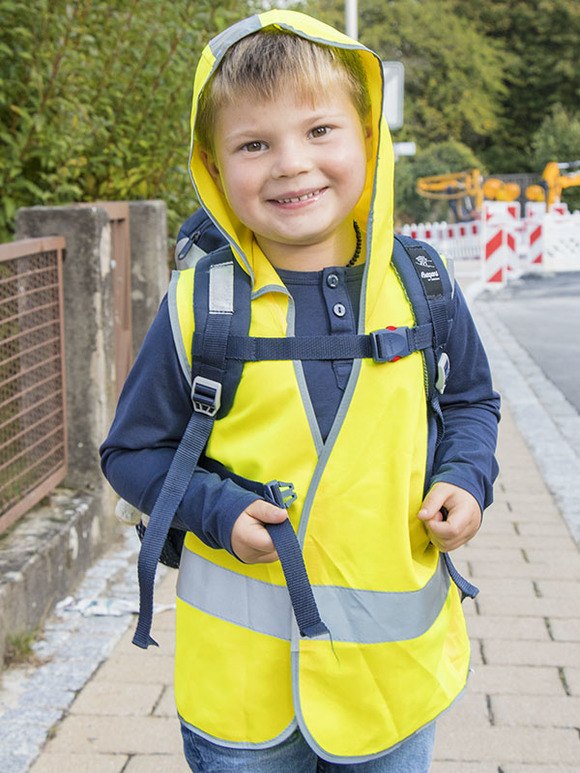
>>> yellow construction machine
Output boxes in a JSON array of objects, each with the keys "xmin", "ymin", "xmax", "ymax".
[
  {"xmin": 525, "ymin": 161, "xmax": 580, "ymax": 208},
  {"xmin": 416, "ymin": 168, "xmax": 520, "ymax": 220}
]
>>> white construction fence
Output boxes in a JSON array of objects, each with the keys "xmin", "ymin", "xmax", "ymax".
[{"xmin": 399, "ymin": 202, "xmax": 580, "ymax": 286}]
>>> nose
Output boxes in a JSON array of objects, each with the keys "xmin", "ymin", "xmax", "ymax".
[{"xmin": 271, "ymin": 139, "xmax": 313, "ymax": 179}]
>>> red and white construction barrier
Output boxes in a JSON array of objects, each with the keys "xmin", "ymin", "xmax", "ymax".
[
  {"xmin": 399, "ymin": 220, "xmax": 481, "ymax": 260},
  {"xmin": 524, "ymin": 201, "xmax": 546, "ymax": 271},
  {"xmin": 481, "ymin": 201, "xmax": 521, "ymax": 285},
  {"xmin": 543, "ymin": 209, "xmax": 580, "ymax": 272},
  {"xmin": 551, "ymin": 202, "xmax": 569, "ymax": 216},
  {"xmin": 399, "ymin": 203, "xmax": 580, "ymax": 282}
]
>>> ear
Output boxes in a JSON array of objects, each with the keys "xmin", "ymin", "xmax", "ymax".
[
  {"xmin": 364, "ymin": 120, "xmax": 373, "ymax": 161},
  {"xmin": 199, "ymin": 148, "xmax": 224, "ymax": 193}
]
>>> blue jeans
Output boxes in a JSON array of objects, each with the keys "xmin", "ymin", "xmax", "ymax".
[{"xmin": 181, "ymin": 723, "xmax": 436, "ymax": 772}]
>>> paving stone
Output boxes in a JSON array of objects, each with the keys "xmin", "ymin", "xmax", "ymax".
[
  {"xmin": 549, "ymin": 618, "xmax": 580, "ymax": 642},
  {"xmin": 563, "ymin": 667, "xmax": 580, "ymax": 697},
  {"xmin": 431, "ymin": 764, "xmax": 498, "ymax": 773},
  {"xmin": 467, "ymin": 665, "xmax": 565, "ymax": 696},
  {"xmin": 0, "ymin": 750, "xmax": 30, "ymax": 773},
  {"xmin": 491, "ymin": 694, "xmax": 580, "ymax": 729},
  {"xmin": 18, "ymin": 685, "xmax": 76, "ymax": 710},
  {"xmin": 457, "ymin": 546, "xmax": 524, "ymax": 564},
  {"xmin": 469, "ymin": 642, "xmax": 484, "ymax": 666},
  {"xmin": 29, "ymin": 753, "xmax": 128, "ymax": 773},
  {"xmin": 94, "ymin": 653, "xmax": 174, "ymax": 685},
  {"xmin": 118, "ymin": 625, "xmax": 175, "ymax": 654},
  {"xmin": 483, "ymin": 640, "xmax": 580, "ymax": 668},
  {"xmin": 523, "ymin": 546, "xmax": 580, "ymax": 564},
  {"xmin": 515, "ymin": 520, "xmax": 573, "ymax": 537},
  {"xmin": 42, "ymin": 715, "xmax": 182, "ymax": 756},
  {"xmin": 537, "ymin": 579, "xmax": 580, "ymax": 599},
  {"xmin": 152, "ymin": 685, "xmax": 177, "ymax": 718},
  {"xmin": 502, "ymin": 766, "xmax": 580, "ymax": 773},
  {"xmin": 150, "ymin": 607, "xmax": 178, "ymax": 632},
  {"xmin": 438, "ymin": 691, "xmax": 490, "ymax": 730},
  {"xmin": 475, "ymin": 594, "xmax": 580, "ymax": 618},
  {"xmin": 476, "ymin": 517, "xmax": 517, "ymax": 535},
  {"xmin": 69, "ymin": 680, "xmax": 164, "ymax": 717},
  {"xmin": 123, "ymin": 753, "xmax": 191, "ymax": 772},
  {"xmin": 433, "ymin": 726, "xmax": 579, "ymax": 765},
  {"xmin": 471, "ymin": 560, "xmax": 580, "ymax": 581},
  {"xmin": 466, "ymin": 615, "xmax": 549, "ymax": 642},
  {"xmin": 466, "ymin": 531, "xmax": 527, "ymax": 549},
  {"xmin": 154, "ymin": 572, "xmax": 178, "ymax": 605},
  {"xmin": 504, "ymin": 534, "xmax": 578, "ymax": 551},
  {"xmin": 0, "ymin": 721, "xmax": 53, "ymax": 759},
  {"xmin": 0, "ymin": 706, "xmax": 62, "ymax": 727},
  {"xmin": 471, "ymin": 577, "xmax": 537, "ymax": 598}
]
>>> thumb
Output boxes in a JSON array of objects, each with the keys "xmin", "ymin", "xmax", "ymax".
[
  {"xmin": 244, "ymin": 498, "xmax": 288, "ymax": 525},
  {"xmin": 417, "ymin": 486, "xmax": 447, "ymax": 522}
]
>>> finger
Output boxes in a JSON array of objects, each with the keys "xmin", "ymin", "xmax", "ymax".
[
  {"xmin": 244, "ymin": 499, "xmax": 288, "ymax": 525},
  {"xmin": 418, "ymin": 487, "xmax": 449, "ymax": 521}
]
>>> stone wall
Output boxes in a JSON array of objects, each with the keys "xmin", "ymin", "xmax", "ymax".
[{"xmin": 0, "ymin": 201, "xmax": 169, "ymax": 667}]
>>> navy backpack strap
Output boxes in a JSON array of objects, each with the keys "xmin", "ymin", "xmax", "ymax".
[
  {"xmin": 193, "ymin": 325, "xmax": 434, "ymax": 364},
  {"xmin": 134, "ymin": 249, "xmax": 329, "ymax": 648},
  {"xmin": 133, "ymin": 254, "xmax": 235, "ymax": 649},
  {"xmin": 392, "ymin": 235, "xmax": 479, "ymax": 600},
  {"xmin": 191, "ymin": 253, "xmax": 329, "ymax": 638}
]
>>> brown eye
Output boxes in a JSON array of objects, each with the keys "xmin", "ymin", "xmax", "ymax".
[
  {"xmin": 243, "ymin": 141, "xmax": 266, "ymax": 152},
  {"xmin": 310, "ymin": 126, "xmax": 330, "ymax": 138}
]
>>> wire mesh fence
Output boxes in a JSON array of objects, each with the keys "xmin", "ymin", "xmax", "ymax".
[{"xmin": 0, "ymin": 237, "xmax": 67, "ymax": 534}]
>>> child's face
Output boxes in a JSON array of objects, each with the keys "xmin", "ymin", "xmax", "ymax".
[{"xmin": 202, "ymin": 83, "xmax": 371, "ymax": 270}]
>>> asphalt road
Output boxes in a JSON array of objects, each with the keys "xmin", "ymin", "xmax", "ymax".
[{"xmin": 482, "ymin": 271, "xmax": 580, "ymax": 412}]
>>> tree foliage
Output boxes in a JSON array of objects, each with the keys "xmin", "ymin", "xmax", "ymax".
[
  {"xmin": 451, "ymin": 0, "xmax": 580, "ymax": 172},
  {"xmin": 308, "ymin": 0, "xmax": 512, "ymax": 150},
  {"xmin": 308, "ymin": 0, "xmax": 579, "ymax": 180},
  {"xmin": 0, "ymin": 0, "xmax": 245, "ymax": 242},
  {"xmin": 2, "ymin": 0, "xmax": 578, "ymax": 232},
  {"xmin": 531, "ymin": 104, "xmax": 580, "ymax": 210}
]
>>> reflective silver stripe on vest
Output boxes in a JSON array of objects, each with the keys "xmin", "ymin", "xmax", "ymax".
[
  {"xmin": 178, "ymin": 549, "xmax": 450, "ymax": 643},
  {"xmin": 209, "ymin": 261, "xmax": 234, "ymax": 314},
  {"xmin": 177, "ymin": 551, "xmax": 293, "ymax": 640}
]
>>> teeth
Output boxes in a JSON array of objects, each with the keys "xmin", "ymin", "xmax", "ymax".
[{"xmin": 277, "ymin": 189, "xmax": 320, "ymax": 204}]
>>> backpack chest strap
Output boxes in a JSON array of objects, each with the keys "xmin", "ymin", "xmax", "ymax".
[{"xmin": 192, "ymin": 322, "xmax": 434, "ymax": 365}]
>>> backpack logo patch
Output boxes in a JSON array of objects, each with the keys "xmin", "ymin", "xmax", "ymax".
[{"xmin": 411, "ymin": 252, "xmax": 444, "ymax": 298}]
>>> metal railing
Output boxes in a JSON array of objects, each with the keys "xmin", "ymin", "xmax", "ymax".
[{"xmin": 0, "ymin": 237, "xmax": 67, "ymax": 534}]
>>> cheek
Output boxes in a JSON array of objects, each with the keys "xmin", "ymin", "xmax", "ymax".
[
  {"xmin": 335, "ymin": 142, "xmax": 368, "ymax": 195},
  {"xmin": 222, "ymin": 166, "xmax": 258, "ymax": 207}
]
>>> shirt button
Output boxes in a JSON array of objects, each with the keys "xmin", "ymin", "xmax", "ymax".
[
  {"xmin": 333, "ymin": 303, "xmax": 346, "ymax": 318},
  {"xmin": 327, "ymin": 273, "xmax": 340, "ymax": 288}
]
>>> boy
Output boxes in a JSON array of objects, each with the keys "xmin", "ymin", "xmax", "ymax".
[{"xmin": 101, "ymin": 10, "xmax": 500, "ymax": 772}]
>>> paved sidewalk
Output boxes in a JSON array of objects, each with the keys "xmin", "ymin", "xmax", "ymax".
[{"xmin": 1, "ymin": 265, "xmax": 579, "ymax": 771}]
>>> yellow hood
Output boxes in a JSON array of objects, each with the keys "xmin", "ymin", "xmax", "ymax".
[{"xmin": 189, "ymin": 10, "xmax": 394, "ymax": 292}]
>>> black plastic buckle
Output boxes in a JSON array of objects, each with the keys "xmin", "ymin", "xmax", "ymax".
[
  {"xmin": 191, "ymin": 376, "xmax": 222, "ymax": 417},
  {"xmin": 370, "ymin": 327, "xmax": 411, "ymax": 362},
  {"xmin": 265, "ymin": 480, "xmax": 297, "ymax": 509}
]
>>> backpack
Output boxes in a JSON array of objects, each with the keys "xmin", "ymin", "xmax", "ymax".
[{"xmin": 131, "ymin": 208, "xmax": 477, "ymax": 649}]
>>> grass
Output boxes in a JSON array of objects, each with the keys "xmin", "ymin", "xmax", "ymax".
[{"xmin": 3, "ymin": 628, "xmax": 41, "ymax": 668}]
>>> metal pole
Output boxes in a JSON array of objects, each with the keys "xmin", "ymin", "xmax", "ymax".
[{"xmin": 345, "ymin": 0, "xmax": 358, "ymax": 40}]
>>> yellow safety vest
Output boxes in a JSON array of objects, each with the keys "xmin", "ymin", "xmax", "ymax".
[
  {"xmin": 169, "ymin": 256, "xmax": 469, "ymax": 762},
  {"xmin": 173, "ymin": 8, "xmax": 471, "ymax": 762}
]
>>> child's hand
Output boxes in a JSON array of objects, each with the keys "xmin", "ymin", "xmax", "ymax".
[
  {"xmin": 417, "ymin": 482, "xmax": 481, "ymax": 552},
  {"xmin": 231, "ymin": 499, "xmax": 288, "ymax": 564}
]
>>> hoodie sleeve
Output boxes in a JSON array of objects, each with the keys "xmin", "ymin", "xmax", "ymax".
[
  {"xmin": 428, "ymin": 283, "xmax": 501, "ymax": 512},
  {"xmin": 99, "ymin": 296, "xmax": 260, "ymax": 554}
]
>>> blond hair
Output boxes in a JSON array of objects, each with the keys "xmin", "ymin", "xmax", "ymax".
[{"xmin": 195, "ymin": 29, "xmax": 370, "ymax": 152}]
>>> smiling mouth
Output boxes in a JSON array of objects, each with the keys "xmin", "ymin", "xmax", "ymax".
[{"xmin": 272, "ymin": 188, "xmax": 325, "ymax": 204}]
